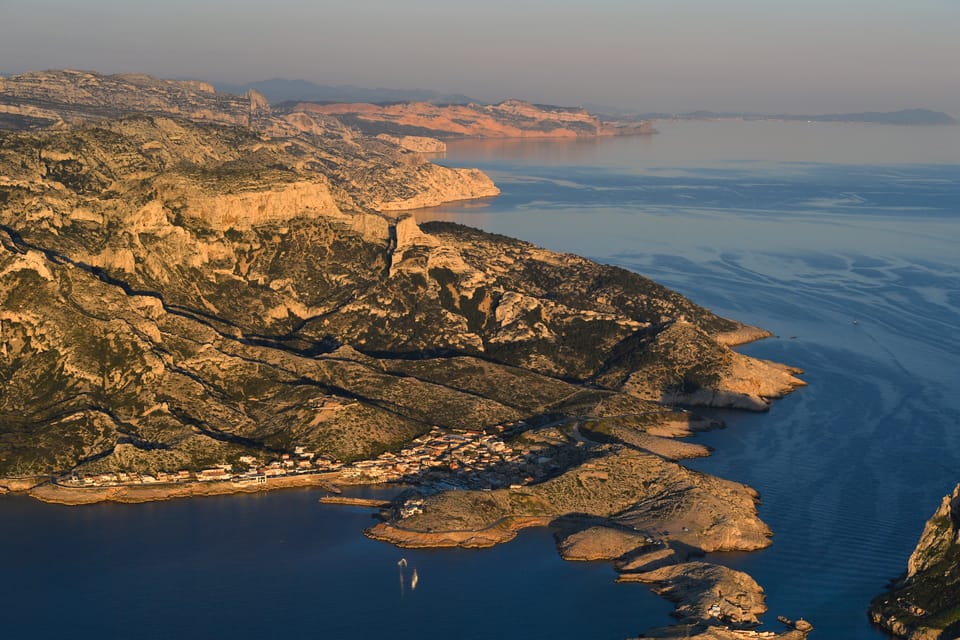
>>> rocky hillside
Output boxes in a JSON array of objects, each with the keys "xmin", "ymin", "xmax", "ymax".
[
  {"xmin": 0, "ymin": 70, "xmax": 498, "ymax": 210},
  {"xmin": 0, "ymin": 107, "xmax": 799, "ymax": 482},
  {"xmin": 287, "ymin": 99, "xmax": 655, "ymax": 139},
  {"xmin": 871, "ymin": 484, "xmax": 960, "ymax": 639},
  {"xmin": 0, "ymin": 70, "xmax": 652, "ymax": 142},
  {"xmin": 0, "ymin": 69, "xmax": 271, "ymax": 130}
]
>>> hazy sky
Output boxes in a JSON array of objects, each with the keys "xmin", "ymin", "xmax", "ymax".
[{"xmin": 2, "ymin": 0, "xmax": 958, "ymax": 114}]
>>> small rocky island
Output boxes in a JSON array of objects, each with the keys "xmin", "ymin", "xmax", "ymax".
[
  {"xmin": 1, "ymin": 70, "xmax": 807, "ymax": 638},
  {"xmin": 871, "ymin": 484, "xmax": 960, "ymax": 639}
]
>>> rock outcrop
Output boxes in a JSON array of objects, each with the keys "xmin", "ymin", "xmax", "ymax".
[
  {"xmin": 870, "ymin": 483, "xmax": 960, "ymax": 639},
  {"xmin": 619, "ymin": 562, "xmax": 768, "ymax": 627},
  {"xmin": 618, "ymin": 563, "xmax": 811, "ymax": 639},
  {"xmin": 375, "ymin": 133, "xmax": 446, "ymax": 153},
  {"xmin": 617, "ymin": 320, "xmax": 806, "ymax": 411},
  {"xmin": 558, "ymin": 525, "xmax": 656, "ymax": 561}
]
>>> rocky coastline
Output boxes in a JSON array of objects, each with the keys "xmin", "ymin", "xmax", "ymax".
[
  {"xmin": 870, "ymin": 483, "xmax": 960, "ymax": 639},
  {"xmin": 0, "ymin": 69, "xmax": 810, "ymax": 638}
]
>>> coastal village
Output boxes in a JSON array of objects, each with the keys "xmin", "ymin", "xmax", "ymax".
[
  {"xmin": 340, "ymin": 424, "xmax": 535, "ymax": 487},
  {"xmin": 61, "ymin": 423, "xmax": 538, "ymax": 491},
  {"xmin": 63, "ymin": 448, "xmax": 342, "ymax": 489}
]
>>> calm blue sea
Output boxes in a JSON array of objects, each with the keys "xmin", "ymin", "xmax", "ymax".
[{"xmin": 2, "ymin": 120, "xmax": 958, "ymax": 639}]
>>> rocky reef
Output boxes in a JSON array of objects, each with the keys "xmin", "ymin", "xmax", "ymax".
[{"xmin": 870, "ymin": 484, "xmax": 960, "ymax": 639}]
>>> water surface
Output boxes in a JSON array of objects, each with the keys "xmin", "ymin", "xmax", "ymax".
[{"xmin": 0, "ymin": 490, "xmax": 671, "ymax": 639}]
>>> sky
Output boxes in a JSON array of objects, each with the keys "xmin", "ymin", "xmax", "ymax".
[{"xmin": 2, "ymin": 0, "xmax": 958, "ymax": 114}]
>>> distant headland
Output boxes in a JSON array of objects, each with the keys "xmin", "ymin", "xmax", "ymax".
[
  {"xmin": 285, "ymin": 99, "xmax": 655, "ymax": 140},
  {"xmin": 636, "ymin": 108, "xmax": 957, "ymax": 126}
]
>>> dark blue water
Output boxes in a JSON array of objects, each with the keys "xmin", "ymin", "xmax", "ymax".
[
  {"xmin": 0, "ymin": 489, "xmax": 671, "ymax": 639},
  {"xmin": 3, "ymin": 121, "xmax": 958, "ymax": 639}
]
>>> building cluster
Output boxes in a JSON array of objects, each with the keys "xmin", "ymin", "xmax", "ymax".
[
  {"xmin": 62, "ymin": 423, "xmax": 538, "ymax": 491},
  {"xmin": 340, "ymin": 425, "xmax": 532, "ymax": 488},
  {"xmin": 64, "ymin": 447, "xmax": 344, "ymax": 488},
  {"xmin": 67, "ymin": 469, "xmax": 194, "ymax": 486}
]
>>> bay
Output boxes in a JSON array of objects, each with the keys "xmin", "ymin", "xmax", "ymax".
[
  {"xmin": 3, "ymin": 119, "xmax": 959, "ymax": 639},
  {"xmin": 0, "ymin": 489, "xmax": 671, "ymax": 639}
]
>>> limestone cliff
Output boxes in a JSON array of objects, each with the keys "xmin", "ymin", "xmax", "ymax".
[
  {"xmin": 375, "ymin": 133, "xmax": 446, "ymax": 153},
  {"xmin": 871, "ymin": 484, "xmax": 960, "ymax": 639}
]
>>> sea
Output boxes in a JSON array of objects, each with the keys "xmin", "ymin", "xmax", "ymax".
[{"xmin": 2, "ymin": 120, "xmax": 958, "ymax": 639}]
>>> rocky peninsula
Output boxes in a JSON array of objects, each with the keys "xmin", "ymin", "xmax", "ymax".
[
  {"xmin": 871, "ymin": 483, "xmax": 960, "ymax": 639},
  {"xmin": 1, "ymin": 70, "xmax": 808, "ymax": 638}
]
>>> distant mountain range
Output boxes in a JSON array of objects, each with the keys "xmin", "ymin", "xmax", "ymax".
[
  {"xmin": 214, "ymin": 78, "xmax": 477, "ymax": 106},
  {"xmin": 634, "ymin": 108, "xmax": 957, "ymax": 125}
]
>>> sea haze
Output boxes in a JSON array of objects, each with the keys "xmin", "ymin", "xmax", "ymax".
[{"xmin": 2, "ymin": 120, "xmax": 958, "ymax": 639}]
